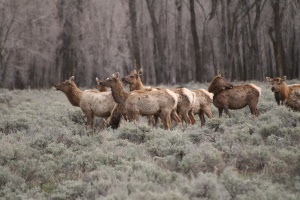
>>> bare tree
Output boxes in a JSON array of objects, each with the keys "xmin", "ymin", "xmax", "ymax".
[
  {"xmin": 189, "ymin": 0, "xmax": 202, "ymax": 82},
  {"xmin": 268, "ymin": 0, "xmax": 288, "ymax": 76},
  {"xmin": 145, "ymin": 0, "xmax": 167, "ymax": 84}
]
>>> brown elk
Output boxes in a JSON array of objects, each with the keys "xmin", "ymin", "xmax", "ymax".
[
  {"xmin": 53, "ymin": 76, "xmax": 82, "ymax": 107},
  {"xmin": 95, "ymin": 78, "xmax": 108, "ymax": 92},
  {"xmin": 266, "ymin": 76, "xmax": 300, "ymax": 111},
  {"xmin": 191, "ymin": 89, "xmax": 214, "ymax": 126},
  {"xmin": 122, "ymin": 68, "xmax": 194, "ymax": 125},
  {"xmin": 54, "ymin": 76, "xmax": 116, "ymax": 134},
  {"xmin": 100, "ymin": 72, "xmax": 179, "ymax": 129},
  {"xmin": 208, "ymin": 71, "xmax": 261, "ymax": 117}
]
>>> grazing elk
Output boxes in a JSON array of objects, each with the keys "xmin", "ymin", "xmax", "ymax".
[
  {"xmin": 191, "ymin": 89, "xmax": 214, "ymax": 126},
  {"xmin": 208, "ymin": 71, "xmax": 261, "ymax": 117},
  {"xmin": 266, "ymin": 76, "xmax": 300, "ymax": 111},
  {"xmin": 122, "ymin": 68, "xmax": 194, "ymax": 125},
  {"xmin": 54, "ymin": 76, "xmax": 116, "ymax": 134},
  {"xmin": 100, "ymin": 72, "xmax": 179, "ymax": 129}
]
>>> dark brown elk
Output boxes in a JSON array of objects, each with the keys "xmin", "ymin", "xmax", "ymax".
[
  {"xmin": 100, "ymin": 72, "xmax": 180, "ymax": 129},
  {"xmin": 266, "ymin": 76, "xmax": 300, "ymax": 111},
  {"xmin": 208, "ymin": 71, "xmax": 261, "ymax": 117}
]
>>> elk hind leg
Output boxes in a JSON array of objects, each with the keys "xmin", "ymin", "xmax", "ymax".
[
  {"xmin": 171, "ymin": 110, "xmax": 182, "ymax": 127},
  {"xmin": 188, "ymin": 109, "xmax": 196, "ymax": 124}
]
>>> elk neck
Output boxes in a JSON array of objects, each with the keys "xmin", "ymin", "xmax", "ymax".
[{"xmin": 111, "ymin": 79, "xmax": 129, "ymax": 106}]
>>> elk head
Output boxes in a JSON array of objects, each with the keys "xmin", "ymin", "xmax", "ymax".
[
  {"xmin": 122, "ymin": 68, "xmax": 143, "ymax": 84},
  {"xmin": 53, "ymin": 76, "xmax": 75, "ymax": 92},
  {"xmin": 208, "ymin": 71, "xmax": 233, "ymax": 94},
  {"xmin": 100, "ymin": 72, "xmax": 120, "ymax": 88},
  {"xmin": 266, "ymin": 76, "xmax": 286, "ymax": 92}
]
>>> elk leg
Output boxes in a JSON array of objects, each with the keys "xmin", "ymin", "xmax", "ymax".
[
  {"xmin": 218, "ymin": 108, "xmax": 223, "ymax": 117},
  {"xmin": 86, "ymin": 112, "xmax": 94, "ymax": 136},
  {"xmin": 203, "ymin": 107, "xmax": 213, "ymax": 118},
  {"xmin": 188, "ymin": 110, "xmax": 196, "ymax": 124},
  {"xmin": 224, "ymin": 107, "xmax": 231, "ymax": 117},
  {"xmin": 180, "ymin": 110, "xmax": 191, "ymax": 125},
  {"xmin": 148, "ymin": 115, "xmax": 156, "ymax": 127},
  {"xmin": 171, "ymin": 110, "xmax": 182, "ymax": 127},
  {"xmin": 199, "ymin": 110, "xmax": 206, "ymax": 127},
  {"xmin": 159, "ymin": 112, "xmax": 170, "ymax": 130}
]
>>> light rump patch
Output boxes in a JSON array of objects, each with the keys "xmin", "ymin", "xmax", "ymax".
[
  {"xmin": 199, "ymin": 89, "xmax": 214, "ymax": 100},
  {"xmin": 248, "ymin": 84, "xmax": 262, "ymax": 96}
]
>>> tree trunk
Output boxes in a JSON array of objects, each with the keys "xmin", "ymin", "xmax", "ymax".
[
  {"xmin": 145, "ymin": 0, "xmax": 166, "ymax": 84},
  {"xmin": 128, "ymin": 0, "xmax": 141, "ymax": 70},
  {"xmin": 189, "ymin": 0, "xmax": 202, "ymax": 82},
  {"xmin": 270, "ymin": 0, "xmax": 287, "ymax": 76}
]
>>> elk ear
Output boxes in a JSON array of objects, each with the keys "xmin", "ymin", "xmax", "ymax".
[
  {"xmin": 217, "ymin": 70, "xmax": 221, "ymax": 77},
  {"xmin": 69, "ymin": 76, "xmax": 74, "ymax": 83},
  {"xmin": 115, "ymin": 72, "xmax": 120, "ymax": 79},
  {"xmin": 281, "ymin": 76, "xmax": 286, "ymax": 82},
  {"xmin": 96, "ymin": 77, "xmax": 100, "ymax": 84},
  {"xmin": 137, "ymin": 68, "xmax": 143, "ymax": 76},
  {"xmin": 266, "ymin": 77, "xmax": 272, "ymax": 82}
]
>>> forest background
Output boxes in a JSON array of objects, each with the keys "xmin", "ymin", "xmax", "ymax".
[{"xmin": 0, "ymin": 0, "xmax": 300, "ymax": 89}]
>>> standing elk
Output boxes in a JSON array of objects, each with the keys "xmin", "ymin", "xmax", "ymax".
[
  {"xmin": 266, "ymin": 76, "xmax": 300, "ymax": 111},
  {"xmin": 54, "ymin": 76, "xmax": 82, "ymax": 107},
  {"xmin": 122, "ymin": 68, "xmax": 194, "ymax": 125},
  {"xmin": 191, "ymin": 89, "xmax": 214, "ymax": 126},
  {"xmin": 54, "ymin": 76, "xmax": 116, "ymax": 134},
  {"xmin": 95, "ymin": 78, "xmax": 108, "ymax": 92},
  {"xmin": 208, "ymin": 71, "xmax": 261, "ymax": 117},
  {"xmin": 100, "ymin": 72, "xmax": 180, "ymax": 129}
]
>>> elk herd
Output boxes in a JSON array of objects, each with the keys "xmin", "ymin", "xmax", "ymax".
[{"xmin": 54, "ymin": 69, "xmax": 300, "ymax": 135}]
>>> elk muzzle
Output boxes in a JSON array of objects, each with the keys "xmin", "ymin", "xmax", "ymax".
[{"xmin": 271, "ymin": 87, "xmax": 275, "ymax": 92}]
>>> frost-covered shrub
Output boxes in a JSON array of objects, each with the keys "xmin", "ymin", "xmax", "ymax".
[
  {"xmin": 67, "ymin": 110, "xmax": 86, "ymax": 126},
  {"xmin": 0, "ymin": 166, "xmax": 25, "ymax": 195},
  {"xmin": 145, "ymin": 131, "xmax": 190, "ymax": 158},
  {"xmin": 235, "ymin": 145, "xmax": 270, "ymax": 172},
  {"xmin": 116, "ymin": 121, "xmax": 152, "ymax": 144},
  {"xmin": 220, "ymin": 168, "xmax": 298, "ymax": 200},
  {"xmin": 259, "ymin": 123, "xmax": 281, "ymax": 139},
  {"xmin": 181, "ymin": 173, "xmax": 226, "ymax": 200},
  {"xmin": 179, "ymin": 143, "xmax": 223, "ymax": 175},
  {"xmin": 51, "ymin": 180, "xmax": 88, "ymax": 200}
]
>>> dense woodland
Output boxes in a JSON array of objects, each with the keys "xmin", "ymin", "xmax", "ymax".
[{"xmin": 0, "ymin": 0, "xmax": 300, "ymax": 89}]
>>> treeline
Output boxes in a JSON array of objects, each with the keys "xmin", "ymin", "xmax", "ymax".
[{"xmin": 0, "ymin": 0, "xmax": 300, "ymax": 89}]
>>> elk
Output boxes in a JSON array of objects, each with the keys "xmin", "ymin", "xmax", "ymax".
[
  {"xmin": 190, "ymin": 89, "xmax": 214, "ymax": 126},
  {"xmin": 53, "ymin": 76, "xmax": 82, "ymax": 107},
  {"xmin": 266, "ymin": 76, "xmax": 300, "ymax": 111},
  {"xmin": 208, "ymin": 71, "xmax": 261, "ymax": 117},
  {"xmin": 54, "ymin": 76, "xmax": 116, "ymax": 133},
  {"xmin": 122, "ymin": 68, "xmax": 194, "ymax": 125},
  {"xmin": 100, "ymin": 72, "xmax": 179, "ymax": 129},
  {"xmin": 95, "ymin": 78, "xmax": 108, "ymax": 92}
]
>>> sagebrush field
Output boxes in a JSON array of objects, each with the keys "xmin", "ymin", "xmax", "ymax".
[{"xmin": 0, "ymin": 81, "xmax": 300, "ymax": 200}]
